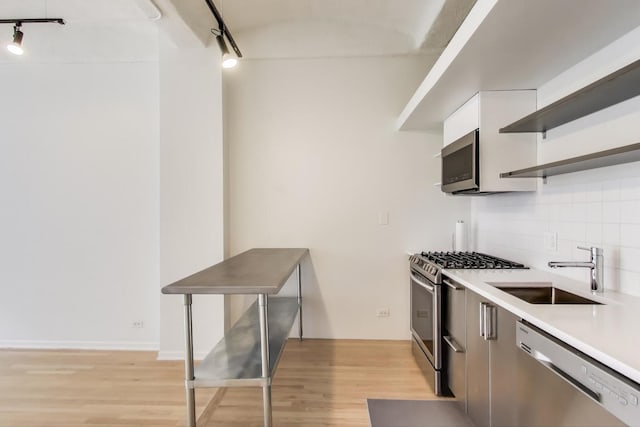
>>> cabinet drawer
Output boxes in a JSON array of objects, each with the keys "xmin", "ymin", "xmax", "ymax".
[
  {"xmin": 444, "ymin": 335, "xmax": 466, "ymax": 408},
  {"xmin": 444, "ymin": 277, "xmax": 466, "ymax": 347},
  {"xmin": 443, "ymin": 277, "xmax": 466, "ymax": 406}
]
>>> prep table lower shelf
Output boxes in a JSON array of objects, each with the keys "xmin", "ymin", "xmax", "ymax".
[{"xmin": 193, "ymin": 297, "xmax": 299, "ymax": 388}]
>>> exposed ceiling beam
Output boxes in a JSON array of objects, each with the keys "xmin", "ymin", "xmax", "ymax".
[
  {"xmin": 418, "ymin": 0, "xmax": 476, "ymax": 51},
  {"xmin": 154, "ymin": 0, "xmax": 217, "ymax": 47}
]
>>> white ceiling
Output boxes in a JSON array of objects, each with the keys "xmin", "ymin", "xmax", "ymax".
[
  {"xmin": 0, "ymin": 0, "xmax": 475, "ymax": 59},
  {"xmin": 220, "ymin": 0, "xmax": 476, "ymax": 58}
]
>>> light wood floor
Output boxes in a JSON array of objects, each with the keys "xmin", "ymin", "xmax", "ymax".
[
  {"xmin": 0, "ymin": 349, "xmax": 217, "ymax": 426},
  {"xmin": 0, "ymin": 340, "xmax": 436, "ymax": 426}
]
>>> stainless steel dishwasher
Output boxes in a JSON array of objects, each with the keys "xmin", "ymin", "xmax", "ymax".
[{"xmin": 516, "ymin": 321, "xmax": 639, "ymax": 426}]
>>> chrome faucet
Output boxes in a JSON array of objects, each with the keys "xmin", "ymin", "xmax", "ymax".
[{"xmin": 548, "ymin": 246, "xmax": 604, "ymax": 293}]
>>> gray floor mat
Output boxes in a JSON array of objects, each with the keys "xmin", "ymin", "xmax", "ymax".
[{"xmin": 367, "ymin": 399, "xmax": 474, "ymax": 427}]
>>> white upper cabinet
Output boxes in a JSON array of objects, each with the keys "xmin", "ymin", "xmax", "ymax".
[
  {"xmin": 443, "ymin": 95, "xmax": 478, "ymax": 147},
  {"xmin": 397, "ymin": 0, "xmax": 640, "ymax": 132},
  {"xmin": 443, "ymin": 90, "xmax": 537, "ymax": 193}
]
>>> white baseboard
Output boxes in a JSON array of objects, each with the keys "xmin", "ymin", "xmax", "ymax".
[
  {"xmin": 156, "ymin": 350, "xmax": 207, "ymax": 361},
  {"xmin": 0, "ymin": 340, "xmax": 158, "ymax": 351}
]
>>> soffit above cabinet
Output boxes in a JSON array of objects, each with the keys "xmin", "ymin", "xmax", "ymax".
[{"xmin": 397, "ymin": 0, "xmax": 640, "ymax": 132}]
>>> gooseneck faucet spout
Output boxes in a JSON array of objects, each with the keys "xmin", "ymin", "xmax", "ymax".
[{"xmin": 548, "ymin": 246, "xmax": 604, "ymax": 293}]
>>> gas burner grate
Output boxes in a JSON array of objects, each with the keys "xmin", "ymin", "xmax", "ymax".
[{"xmin": 419, "ymin": 251, "xmax": 527, "ymax": 269}]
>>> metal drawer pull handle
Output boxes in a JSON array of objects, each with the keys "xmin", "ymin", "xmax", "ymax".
[
  {"xmin": 443, "ymin": 279, "xmax": 463, "ymax": 290},
  {"xmin": 480, "ymin": 303, "xmax": 497, "ymax": 340},
  {"xmin": 443, "ymin": 335, "xmax": 464, "ymax": 353}
]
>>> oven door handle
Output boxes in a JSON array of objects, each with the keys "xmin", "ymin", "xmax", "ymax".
[{"xmin": 410, "ymin": 272, "xmax": 435, "ymax": 293}]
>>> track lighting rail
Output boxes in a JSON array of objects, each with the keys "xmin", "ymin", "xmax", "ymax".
[
  {"xmin": 203, "ymin": 0, "xmax": 242, "ymax": 58},
  {"xmin": 0, "ymin": 18, "xmax": 65, "ymax": 25},
  {"xmin": 1, "ymin": 18, "xmax": 65, "ymax": 55}
]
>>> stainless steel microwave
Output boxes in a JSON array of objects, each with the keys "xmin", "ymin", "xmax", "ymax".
[{"xmin": 441, "ymin": 129, "xmax": 479, "ymax": 194}]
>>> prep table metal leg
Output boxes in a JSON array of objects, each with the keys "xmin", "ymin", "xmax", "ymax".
[
  {"xmin": 183, "ymin": 294, "xmax": 196, "ymax": 427},
  {"xmin": 297, "ymin": 263, "xmax": 303, "ymax": 341},
  {"xmin": 258, "ymin": 293, "xmax": 272, "ymax": 427}
]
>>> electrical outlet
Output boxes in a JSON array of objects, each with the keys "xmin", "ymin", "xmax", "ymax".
[
  {"xmin": 543, "ymin": 232, "xmax": 558, "ymax": 252},
  {"xmin": 376, "ymin": 308, "xmax": 390, "ymax": 317},
  {"xmin": 132, "ymin": 320, "xmax": 144, "ymax": 329},
  {"xmin": 378, "ymin": 211, "xmax": 389, "ymax": 225},
  {"xmin": 417, "ymin": 309, "xmax": 430, "ymax": 318}
]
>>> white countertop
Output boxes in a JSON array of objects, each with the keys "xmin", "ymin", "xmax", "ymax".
[{"xmin": 442, "ymin": 268, "xmax": 640, "ymax": 385}]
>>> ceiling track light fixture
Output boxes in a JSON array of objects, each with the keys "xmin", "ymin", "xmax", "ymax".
[
  {"xmin": 203, "ymin": 0, "xmax": 242, "ymax": 69},
  {"xmin": 211, "ymin": 29, "xmax": 238, "ymax": 69},
  {"xmin": 0, "ymin": 18, "xmax": 65, "ymax": 56},
  {"xmin": 8, "ymin": 24, "xmax": 24, "ymax": 55}
]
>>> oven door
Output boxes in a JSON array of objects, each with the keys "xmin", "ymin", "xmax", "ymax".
[
  {"xmin": 410, "ymin": 270, "xmax": 441, "ymax": 370},
  {"xmin": 441, "ymin": 128, "xmax": 479, "ymax": 194}
]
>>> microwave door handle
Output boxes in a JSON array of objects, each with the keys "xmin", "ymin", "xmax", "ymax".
[{"xmin": 410, "ymin": 272, "xmax": 435, "ymax": 293}]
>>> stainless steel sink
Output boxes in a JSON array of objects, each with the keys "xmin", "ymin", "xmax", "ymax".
[{"xmin": 487, "ymin": 282, "xmax": 603, "ymax": 305}]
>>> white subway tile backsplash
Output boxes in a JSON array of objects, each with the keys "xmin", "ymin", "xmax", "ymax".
[
  {"xmin": 556, "ymin": 224, "xmax": 571, "ymax": 241},
  {"xmin": 472, "ymin": 165, "xmax": 640, "ymax": 296},
  {"xmin": 585, "ymin": 223, "xmax": 603, "ymax": 245},
  {"xmin": 556, "ymin": 238, "xmax": 573, "ymax": 259},
  {"xmin": 569, "ymin": 222, "xmax": 587, "ymax": 242},
  {"xmin": 602, "ymin": 223, "xmax": 620, "ymax": 245},
  {"xmin": 558, "ymin": 206, "xmax": 573, "ymax": 222},
  {"xmin": 585, "ymin": 183, "xmax": 603, "ymax": 202},
  {"xmin": 619, "ymin": 270, "xmax": 640, "ymax": 295},
  {"xmin": 603, "ymin": 245, "xmax": 620, "ymax": 269},
  {"xmin": 572, "ymin": 187, "xmax": 588, "ymax": 203},
  {"xmin": 620, "ymin": 224, "xmax": 640, "ymax": 247},
  {"xmin": 620, "ymin": 177, "xmax": 640, "ymax": 200},
  {"xmin": 571, "ymin": 203, "xmax": 589, "ymax": 222},
  {"xmin": 619, "ymin": 247, "xmax": 640, "ymax": 272},
  {"xmin": 586, "ymin": 202, "xmax": 603, "ymax": 223},
  {"xmin": 602, "ymin": 201, "xmax": 621, "ymax": 223},
  {"xmin": 604, "ymin": 267, "xmax": 621, "ymax": 292},
  {"xmin": 619, "ymin": 200, "xmax": 640, "ymax": 224},
  {"xmin": 546, "ymin": 204, "xmax": 560, "ymax": 223},
  {"xmin": 601, "ymin": 180, "xmax": 621, "ymax": 201}
]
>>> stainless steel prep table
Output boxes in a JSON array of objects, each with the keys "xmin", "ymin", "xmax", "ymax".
[{"xmin": 161, "ymin": 248, "xmax": 309, "ymax": 427}]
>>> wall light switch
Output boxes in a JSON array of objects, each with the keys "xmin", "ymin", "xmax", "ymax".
[
  {"xmin": 378, "ymin": 212, "xmax": 389, "ymax": 225},
  {"xmin": 543, "ymin": 232, "xmax": 558, "ymax": 252},
  {"xmin": 376, "ymin": 308, "xmax": 390, "ymax": 317}
]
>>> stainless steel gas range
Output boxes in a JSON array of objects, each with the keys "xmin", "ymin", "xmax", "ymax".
[{"xmin": 409, "ymin": 251, "xmax": 527, "ymax": 396}]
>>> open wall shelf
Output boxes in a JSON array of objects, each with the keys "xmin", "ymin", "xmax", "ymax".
[
  {"xmin": 500, "ymin": 59, "xmax": 640, "ymax": 134},
  {"xmin": 500, "ymin": 142, "xmax": 640, "ymax": 179},
  {"xmin": 396, "ymin": 1, "xmax": 640, "ymax": 131}
]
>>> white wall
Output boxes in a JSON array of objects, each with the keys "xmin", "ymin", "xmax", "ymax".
[
  {"xmin": 0, "ymin": 31, "xmax": 161, "ymax": 349},
  {"xmin": 0, "ymin": 18, "xmax": 226, "ymax": 355},
  {"xmin": 472, "ymin": 26, "xmax": 640, "ymax": 297},
  {"xmin": 158, "ymin": 36, "xmax": 225, "ymax": 359},
  {"xmin": 225, "ymin": 56, "xmax": 470, "ymax": 339}
]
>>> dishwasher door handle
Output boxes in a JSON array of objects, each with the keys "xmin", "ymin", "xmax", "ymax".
[{"xmin": 522, "ymin": 344, "xmax": 602, "ymax": 403}]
